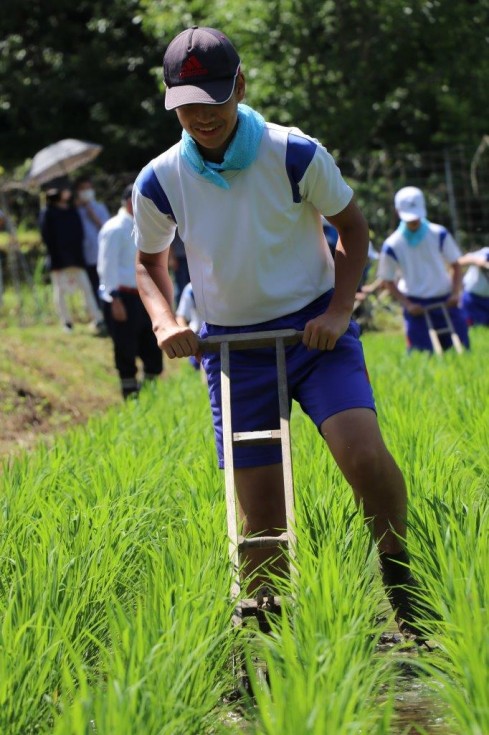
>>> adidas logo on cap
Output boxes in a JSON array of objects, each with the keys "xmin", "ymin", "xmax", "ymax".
[{"xmin": 179, "ymin": 55, "xmax": 209, "ymax": 79}]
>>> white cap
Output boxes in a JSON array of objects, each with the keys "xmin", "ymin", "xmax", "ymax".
[{"xmin": 394, "ymin": 186, "xmax": 427, "ymax": 222}]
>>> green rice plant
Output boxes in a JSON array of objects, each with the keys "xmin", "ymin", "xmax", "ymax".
[
  {"xmin": 243, "ymin": 501, "xmax": 395, "ymax": 734},
  {"xmin": 51, "ymin": 526, "xmax": 236, "ymax": 734},
  {"xmin": 0, "ymin": 378, "xmax": 238, "ymax": 733},
  {"xmin": 408, "ymin": 499, "xmax": 489, "ymax": 735},
  {"xmin": 362, "ymin": 328, "xmax": 489, "ymax": 735},
  {"xmin": 1, "ymin": 329, "xmax": 488, "ymax": 734}
]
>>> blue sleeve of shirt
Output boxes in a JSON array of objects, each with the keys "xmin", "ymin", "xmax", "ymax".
[
  {"xmin": 285, "ymin": 133, "xmax": 318, "ymax": 203},
  {"xmin": 381, "ymin": 243, "xmax": 398, "ymax": 262},
  {"xmin": 135, "ymin": 163, "xmax": 175, "ymax": 221}
]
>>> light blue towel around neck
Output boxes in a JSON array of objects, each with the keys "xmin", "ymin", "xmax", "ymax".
[
  {"xmin": 398, "ymin": 219, "xmax": 429, "ymax": 247},
  {"xmin": 180, "ymin": 103, "xmax": 266, "ymax": 189}
]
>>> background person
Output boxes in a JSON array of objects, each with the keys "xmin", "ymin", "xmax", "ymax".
[
  {"xmin": 378, "ymin": 186, "xmax": 469, "ymax": 352},
  {"xmin": 74, "ymin": 176, "xmax": 110, "ymax": 306},
  {"xmin": 175, "ymin": 281, "xmax": 204, "ymax": 371},
  {"xmin": 459, "ymin": 246, "xmax": 489, "ymax": 326},
  {"xmin": 40, "ymin": 187, "xmax": 103, "ymax": 332},
  {"xmin": 132, "ymin": 26, "xmax": 433, "ymax": 639},
  {"xmin": 323, "ymin": 215, "xmax": 380, "ymax": 331},
  {"xmin": 168, "ymin": 228, "xmax": 190, "ymax": 306},
  {"xmin": 97, "ymin": 184, "xmax": 163, "ymax": 399},
  {"xmin": 0, "ymin": 208, "xmax": 15, "ymax": 308}
]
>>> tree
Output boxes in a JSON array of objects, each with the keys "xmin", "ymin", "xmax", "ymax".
[
  {"xmin": 2, "ymin": 0, "xmax": 488, "ymax": 175},
  {"xmin": 143, "ymin": 0, "xmax": 489, "ymax": 156},
  {"xmin": 0, "ymin": 0, "xmax": 178, "ymax": 174}
]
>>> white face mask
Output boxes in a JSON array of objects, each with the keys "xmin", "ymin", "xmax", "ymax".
[{"xmin": 79, "ymin": 188, "xmax": 95, "ymax": 203}]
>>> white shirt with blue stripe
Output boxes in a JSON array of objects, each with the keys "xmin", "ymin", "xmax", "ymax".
[
  {"xmin": 176, "ymin": 283, "xmax": 203, "ymax": 333},
  {"xmin": 132, "ymin": 123, "xmax": 352, "ymax": 326},
  {"xmin": 378, "ymin": 222, "xmax": 461, "ymax": 299},
  {"xmin": 463, "ymin": 247, "xmax": 489, "ymax": 297}
]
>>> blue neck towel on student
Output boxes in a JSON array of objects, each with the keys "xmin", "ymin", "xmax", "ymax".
[
  {"xmin": 398, "ymin": 219, "xmax": 429, "ymax": 247},
  {"xmin": 180, "ymin": 104, "xmax": 266, "ymax": 189}
]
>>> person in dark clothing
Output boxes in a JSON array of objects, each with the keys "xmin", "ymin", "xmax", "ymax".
[
  {"xmin": 97, "ymin": 185, "xmax": 163, "ymax": 398},
  {"xmin": 40, "ymin": 188, "xmax": 103, "ymax": 332},
  {"xmin": 168, "ymin": 229, "xmax": 190, "ymax": 306}
]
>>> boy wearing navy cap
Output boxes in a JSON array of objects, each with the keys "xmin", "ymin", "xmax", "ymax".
[{"xmin": 133, "ymin": 27, "xmax": 433, "ymax": 638}]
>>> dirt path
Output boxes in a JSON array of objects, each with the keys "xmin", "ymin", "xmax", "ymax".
[{"xmin": 1, "ymin": 324, "xmax": 119, "ymax": 463}]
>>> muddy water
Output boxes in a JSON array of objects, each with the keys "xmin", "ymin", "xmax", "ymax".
[
  {"xmin": 221, "ymin": 647, "xmax": 456, "ymax": 734},
  {"xmin": 394, "ymin": 674, "xmax": 451, "ymax": 734},
  {"xmin": 378, "ymin": 631, "xmax": 455, "ymax": 735},
  {"xmin": 222, "ymin": 677, "xmax": 454, "ymax": 735}
]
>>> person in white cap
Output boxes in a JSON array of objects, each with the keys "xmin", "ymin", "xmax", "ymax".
[{"xmin": 378, "ymin": 186, "xmax": 469, "ymax": 352}]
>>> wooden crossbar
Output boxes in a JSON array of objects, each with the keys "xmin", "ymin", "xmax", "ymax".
[{"xmin": 197, "ymin": 328, "xmax": 301, "ymax": 624}]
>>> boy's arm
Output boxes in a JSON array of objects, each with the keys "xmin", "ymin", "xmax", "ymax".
[
  {"xmin": 458, "ymin": 253, "xmax": 489, "ymax": 269},
  {"xmin": 383, "ymin": 280, "xmax": 425, "ymax": 315},
  {"xmin": 136, "ymin": 249, "xmax": 199, "ymax": 358},
  {"xmin": 303, "ymin": 198, "xmax": 368, "ymax": 350},
  {"xmin": 447, "ymin": 261, "xmax": 463, "ymax": 307}
]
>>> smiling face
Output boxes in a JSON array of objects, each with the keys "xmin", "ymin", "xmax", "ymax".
[
  {"xmin": 175, "ymin": 73, "xmax": 246, "ymax": 163},
  {"xmin": 405, "ymin": 219, "xmax": 422, "ymax": 231}
]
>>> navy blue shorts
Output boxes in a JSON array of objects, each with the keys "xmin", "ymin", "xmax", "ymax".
[
  {"xmin": 403, "ymin": 294, "xmax": 470, "ymax": 352},
  {"xmin": 200, "ymin": 291, "xmax": 376, "ymax": 468},
  {"xmin": 462, "ymin": 291, "xmax": 489, "ymax": 326}
]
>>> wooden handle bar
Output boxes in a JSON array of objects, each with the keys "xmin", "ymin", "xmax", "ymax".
[
  {"xmin": 197, "ymin": 328, "xmax": 304, "ymax": 353},
  {"xmin": 423, "ymin": 301, "xmax": 450, "ymax": 312}
]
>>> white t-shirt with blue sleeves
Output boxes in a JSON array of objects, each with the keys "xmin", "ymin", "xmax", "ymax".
[
  {"xmin": 463, "ymin": 247, "xmax": 489, "ymax": 297},
  {"xmin": 176, "ymin": 283, "xmax": 203, "ymax": 333},
  {"xmin": 132, "ymin": 122, "xmax": 353, "ymax": 326},
  {"xmin": 378, "ymin": 222, "xmax": 461, "ymax": 299}
]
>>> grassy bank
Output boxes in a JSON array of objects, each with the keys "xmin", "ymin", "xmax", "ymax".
[{"xmin": 0, "ymin": 283, "xmax": 179, "ymax": 460}]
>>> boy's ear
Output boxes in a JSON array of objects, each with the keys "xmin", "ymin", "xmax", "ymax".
[{"xmin": 235, "ymin": 72, "xmax": 246, "ymax": 102}]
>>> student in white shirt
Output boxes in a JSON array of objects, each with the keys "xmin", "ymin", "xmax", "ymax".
[
  {"xmin": 97, "ymin": 185, "xmax": 163, "ymax": 398},
  {"xmin": 378, "ymin": 186, "xmax": 469, "ymax": 352},
  {"xmin": 132, "ymin": 27, "xmax": 435, "ymax": 639},
  {"xmin": 459, "ymin": 247, "xmax": 489, "ymax": 326}
]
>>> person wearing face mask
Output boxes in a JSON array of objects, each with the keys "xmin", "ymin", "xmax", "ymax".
[
  {"xmin": 378, "ymin": 186, "xmax": 469, "ymax": 352},
  {"xmin": 40, "ymin": 187, "xmax": 104, "ymax": 332},
  {"xmin": 74, "ymin": 176, "xmax": 110, "ymax": 307}
]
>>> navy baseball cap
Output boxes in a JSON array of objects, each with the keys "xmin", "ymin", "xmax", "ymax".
[{"xmin": 163, "ymin": 27, "xmax": 240, "ymax": 110}]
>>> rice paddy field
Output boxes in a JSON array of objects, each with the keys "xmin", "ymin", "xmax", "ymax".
[{"xmin": 1, "ymin": 327, "xmax": 488, "ymax": 735}]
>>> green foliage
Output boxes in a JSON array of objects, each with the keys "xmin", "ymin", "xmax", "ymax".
[
  {"xmin": 0, "ymin": 0, "xmax": 177, "ymax": 173},
  {"xmin": 141, "ymin": 0, "xmax": 489, "ymax": 157},
  {"xmin": 1, "ymin": 329, "xmax": 488, "ymax": 732},
  {"xmin": 1, "ymin": 0, "xmax": 488, "ymax": 176}
]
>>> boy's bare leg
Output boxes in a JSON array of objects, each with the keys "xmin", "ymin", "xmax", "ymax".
[
  {"xmin": 320, "ymin": 407, "xmax": 433, "ymax": 637},
  {"xmin": 233, "ymin": 408, "xmax": 407, "ymax": 590},
  {"xmin": 320, "ymin": 408, "xmax": 407, "ymax": 552},
  {"xmin": 234, "ymin": 464, "xmax": 287, "ymax": 593},
  {"xmin": 233, "ymin": 410, "xmax": 428, "ymax": 636}
]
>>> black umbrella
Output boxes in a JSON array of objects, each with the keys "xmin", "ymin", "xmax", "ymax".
[{"xmin": 22, "ymin": 138, "xmax": 103, "ymax": 188}]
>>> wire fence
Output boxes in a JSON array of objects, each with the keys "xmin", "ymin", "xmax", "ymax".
[
  {"xmin": 1, "ymin": 138, "xmax": 488, "ymax": 301},
  {"xmin": 341, "ymin": 138, "xmax": 489, "ymax": 252}
]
